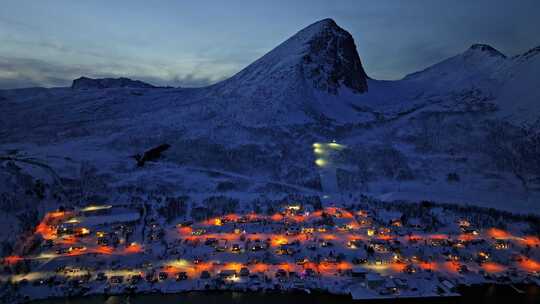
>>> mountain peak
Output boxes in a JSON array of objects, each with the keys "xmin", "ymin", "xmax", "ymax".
[
  {"xmin": 312, "ymin": 18, "xmax": 337, "ymax": 26},
  {"xmin": 305, "ymin": 18, "xmax": 338, "ymax": 31},
  {"xmin": 290, "ymin": 18, "xmax": 369, "ymax": 93},
  {"xmin": 216, "ymin": 18, "xmax": 368, "ymax": 97},
  {"xmin": 467, "ymin": 44, "xmax": 506, "ymax": 58}
]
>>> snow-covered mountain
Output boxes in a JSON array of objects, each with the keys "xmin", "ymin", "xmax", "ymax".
[
  {"xmin": 214, "ymin": 18, "xmax": 368, "ymax": 97},
  {"xmin": 403, "ymin": 44, "xmax": 507, "ymax": 93},
  {"xmin": 1, "ymin": 19, "xmax": 539, "ymax": 252},
  {"xmin": 403, "ymin": 43, "xmax": 540, "ymax": 125},
  {"xmin": 203, "ymin": 19, "xmax": 371, "ymax": 125}
]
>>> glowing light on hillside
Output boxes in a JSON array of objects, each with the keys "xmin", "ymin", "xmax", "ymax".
[
  {"xmin": 223, "ymin": 262, "xmax": 243, "ymax": 272},
  {"xmin": 250, "ymin": 263, "xmax": 269, "ymax": 273},
  {"xmin": 314, "ymin": 148, "xmax": 325, "ymax": 154},
  {"xmin": 279, "ymin": 262, "xmax": 296, "ymax": 272},
  {"xmin": 64, "ymin": 218, "xmax": 80, "ymax": 224},
  {"xmin": 520, "ymin": 236, "xmax": 540, "ymax": 246},
  {"xmin": 377, "ymin": 234, "xmax": 393, "ymax": 241},
  {"xmin": 35, "ymin": 222, "xmax": 55, "ymax": 240},
  {"xmin": 271, "ymin": 213, "xmax": 283, "ymax": 222},
  {"xmin": 178, "ymin": 226, "xmax": 193, "ymax": 235},
  {"xmin": 124, "ymin": 242, "xmax": 143, "ymax": 254},
  {"xmin": 519, "ymin": 258, "xmax": 540, "ymax": 272},
  {"xmin": 271, "ymin": 236, "xmax": 289, "ymax": 247},
  {"xmin": 458, "ymin": 234, "xmax": 476, "ymax": 241},
  {"xmin": 59, "ymin": 236, "xmax": 77, "ymax": 245},
  {"xmin": 315, "ymin": 158, "xmax": 327, "ymax": 167},
  {"xmin": 389, "ymin": 263, "xmax": 406, "ymax": 272},
  {"xmin": 80, "ymin": 205, "xmax": 112, "ymax": 212},
  {"xmin": 94, "ymin": 246, "xmax": 114, "ymax": 255},
  {"xmin": 337, "ymin": 261, "xmax": 353, "ymax": 271},
  {"xmin": 286, "ymin": 205, "xmax": 301, "ymax": 211},
  {"xmin": 49, "ymin": 211, "xmax": 65, "ymax": 218},
  {"xmin": 408, "ymin": 234, "xmax": 423, "ymax": 241},
  {"xmin": 442, "ymin": 261, "xmax": 460, "ymax": 274},
  {"xmin": 417, "ymin": 261, "xmax": 438, "ymax": 271},
  {"xmin": 327, "ymin": 142, "xmax": 345, "ymax": 150},
  {"xmin": 487, "ymin": 228, "xmax": 511, "ymax": 239},
  {"xmin": 482, "ymin": 262, "xmax": 506, "ymax": 273},
  {"xmin": 3, "ymin": 255, "xmax": 23, "ymax": 265},
  {"xmin": 429, "ymin": 234, "xmax": 448, "ymax": 240},
  {"xmin": 167, "ymin": 259, "xmax": 190, "ymax": 268}
]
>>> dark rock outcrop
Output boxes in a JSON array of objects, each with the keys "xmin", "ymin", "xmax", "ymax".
[
  {"xmin": 132, "ymin": 144, "xmax": 171, "ymax": 167},
  {"xmin": 71, "ymin": 77, "xmax": 156, "ymax": 89},
  {"xmin": 467, "ymin": 44, "xmax": 506, "ymax": 58},
  {"xmin": 300, "ymin": 18, "xmax": 369, "ymax": 94}
]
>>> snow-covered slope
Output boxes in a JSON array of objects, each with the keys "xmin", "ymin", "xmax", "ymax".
[
  {"xmin": 205, "ymin": 18, "xmax": 370, "ymax": 125},
  {"xmin": 1, "ymin": 19, "xmax": 540, "ymax": 247},
  {"xmin": 494, "ymin": 46, "xmax": 540, "ymax": 124},
  {"xmin": 214, "ymin": 18, "xmax": 368, "ymax": 97},
  {"xmin": 403, "ymin": 43, "xmax": 540, "ymax": 125},
  {"xmin": 403, "ymin": 44, "xmax": 507, "ymax": 94}
]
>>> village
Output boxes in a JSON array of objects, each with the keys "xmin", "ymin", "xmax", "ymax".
[{"xmin": 1, "ymin": 199, "xmax": 540, "ymax": 302}]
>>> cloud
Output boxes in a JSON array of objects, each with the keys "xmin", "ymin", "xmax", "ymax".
[{"xmin": 0, "ymin": 56, "xmax": 231, "ymax": 89}]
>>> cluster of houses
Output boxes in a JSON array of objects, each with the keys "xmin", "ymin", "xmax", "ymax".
[{"xmin": 1, "ymin": 201, "xmax": 539, "ymax": 301}]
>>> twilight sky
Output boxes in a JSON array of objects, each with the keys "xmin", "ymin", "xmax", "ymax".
[{"xmin": 0, "ymin": 0, "xmax": 539, "ymax": 89}]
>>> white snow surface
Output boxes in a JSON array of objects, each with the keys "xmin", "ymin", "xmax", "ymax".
[{"xmin": 1, "ymin": 18, "xmax": 540, "ymax": 238}]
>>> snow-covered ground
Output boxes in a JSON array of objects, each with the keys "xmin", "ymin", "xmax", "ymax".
[
  {"xmin": 1, "ymin": 202, "xmax": 539, "ymax": 302},
  {"xmin": 1, "ymin": 19, "xmax": 540, "ymax": 299}
]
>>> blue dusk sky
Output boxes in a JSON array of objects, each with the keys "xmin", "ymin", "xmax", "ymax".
[{"xmin": 0, "ymin": 0, "xmax": 538, "ymax": 89}]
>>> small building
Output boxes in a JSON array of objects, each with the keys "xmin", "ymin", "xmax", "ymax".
[
  {"xmin": 219, "ymin": 269, "xmax": 237, "ymax": 279},
  {"xmin": 393, "ymin": 278, "xmax": 408, "ymax": 289},
  {"xmin": 351, "ymin": 266, "xmax": 367, "ymax": 279},
  {"xmin": 365, "ymin": 273, "xmax": 385, "ymax": 289}
]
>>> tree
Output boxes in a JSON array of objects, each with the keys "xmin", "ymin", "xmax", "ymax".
[
  {"xmin": 77, "ymin": 162, "xmax": 107, "ymax": 204},
  {"xmin": 485, "ymin": 121, "xmax": 540, "ymax": 192}
]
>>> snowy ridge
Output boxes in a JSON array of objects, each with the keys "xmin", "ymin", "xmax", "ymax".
[
  {"xmin": 403, "ymin": 44, "xmax": 507, "ymax": 93},
  {"xmin": 71, "ymin": 77, "xmax": 157, "ymax": 89}
]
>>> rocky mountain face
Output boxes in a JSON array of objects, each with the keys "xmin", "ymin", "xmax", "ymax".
[
  {"xmin": 202, "ymin": 19, "xmax": 372, "ymax": 126},
  {"xmin": 297, "ymin": 18, "xmax": 369, "ymax": 94},
  {"xmin": 71, "ymin": 77, "xmax": 156, "ymax": 89},
  {"xmin": 214, "ymin": 19, "xmax": 368, "ymax": 98}
]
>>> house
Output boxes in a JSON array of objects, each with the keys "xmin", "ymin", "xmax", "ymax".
[
  {"xmin": 351, "ymin": 266, "xmax": 367, "ymax": 279},
  {"xmin": 393, "ymin": 278, "xmax": 408, "ymax": 289},
  {"xmin": 365, "ymin": 273, "xmax": 385, "ymax": 289},
  {"xmin": 219, "ymin": 269, "xmax": 237, "ymax": 279},
  {"xmin": 441, "ymin": 280, "xmax": 456, "ymax": 292}
]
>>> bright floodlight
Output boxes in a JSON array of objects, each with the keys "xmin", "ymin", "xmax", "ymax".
[
  {"xmin": 314, "ymin": 147, "xmax": 325, "ymax": 154},
  {"xmin": 328, "ymin": 142, "xmax": 344, "ymax": 149},
  {"xmin": 80, "ymin": 205, "xmax": 112, "ymax": 212},
  {"xmin": 315, "ymin": 158, "xmax": 327, "ymax": 167}
]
